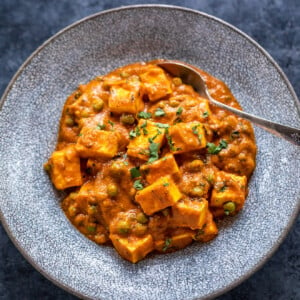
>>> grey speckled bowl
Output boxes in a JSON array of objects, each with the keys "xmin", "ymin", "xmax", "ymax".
[{"xmin": 0, "ymin": 5, "xmax": 299, "ymax": 300}]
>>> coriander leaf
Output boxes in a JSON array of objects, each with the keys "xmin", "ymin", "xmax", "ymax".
[
  {"xmin": 130, "ymin": 167, "xmax": 141, "ymax": 179},
  {"xmin": 154, "ymin": 108, "xmax": 166, "ymax": 117},
  {"xmin": 219, "ymin": 140, "xmax": 228, "ymax": 149},
  {"xmin": 166, "ymin": 134, "xmax": 175, "ymax": 151},
  {"xmin": 143, "ymin": 128, "xmax": 148, "ymax": 135},
  {"xmin": 163, "ymin": 182, "xmax": 170, "ymax": 187},
  {"xmin": 230, "ymin": 130, "xmax": 240, "ymax": 140},
  {"xmin": 148, "ymin": 129, "xmax": 162, "ymax": 143},
  {"xmin": 155, "ymin": 122, "xmax": 169, "ymax": 128},
  {"xmin": 108, "ymin": 120, "xmax": 114, "ymax": 128},
  {"xmin": 176, "ymin": 107, "xmax": 183, "ymax": 116},
  {"xmin": 162, "ymin": 238, "xmax": 172, "ymax": 252},
  {"xmin": 207, "ymin": 139, "xmax": 228, "ymax": 154},
  {"xmin": 140, "ymin": 121, "xmax": 148, "ymax": 135},
  {"xmin": 173, "ymin": 117, "xmax": 182, "ymax": 124},
  {"xmin": 219, "ymin": 185, "xmax": 227, "ymax": 192},
  {"xmin": 133, "ymin": 179, "xmax": 144, "ymax": 190},
  {"xmin": 192, "ymin": 124, "xmax": 202, "ymax": 142},
  {"xmin": 129, "ymin": 126, "xmax": 141, "ymax": 139},
  {"xmin": 138, "ymin": 111, "xmax": 152, "ymax": 119},
  {"xmin": 140, "ymin": 121, "xmax": 147, "ymax": 128},
  {"xmin": 148, "ymin": 142, "xmax": 160, "ymax": 163},
  {"xmin": 96, "ymin": 123, "xmax": 106, "ymax": 130},
  {"xmin": 202, "ymin": 111, "xmax": 209, "ymax": 118}
]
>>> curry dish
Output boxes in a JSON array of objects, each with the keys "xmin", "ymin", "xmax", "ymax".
[{"xmin": 45, "ymin": 61, "xmax": 256, "ymax": 263}]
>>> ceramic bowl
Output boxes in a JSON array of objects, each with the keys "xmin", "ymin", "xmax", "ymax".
[{"xmin": 0, "ymin": 5, "xmax": 299, "ymax": 300}]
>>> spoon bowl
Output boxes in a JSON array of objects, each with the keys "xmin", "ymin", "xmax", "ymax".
[{"xmin": 158, "ymin": 60, "xmax": 300, "ymax": 146}]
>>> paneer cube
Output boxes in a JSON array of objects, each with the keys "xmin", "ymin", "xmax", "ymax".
[
  {"xmin": 140, "ymin": 153, "xmax": 180, "ymax": 184},
  {"xmin": 155, "ymin": 229, "xmax": 194, "ymax": 252},
  {"xmin": 167, "ymin": 122, "xmax": 206, "ymax": 154},
  {"xmin": 135, "ymin": 176, "xmax": 182, "ymax": 215},
  {"xmin": 48, "ymin": 145, "xmax": 82, "ymax": 190},
  {"xmin": 108, "ymin": 86, "xmax": 144, "ymax": 114},
  {"xmin": 210, "ymin": 171, "xmax": 247, "ymax": 212},
  {"xmin": 140, "ymin": 66, "xmax": 172, "ymax": 101},
  {"xmin": 76, "ymin": 126, "xmax": 119, "ymax": 159},
  {"xmin": 172, "ymin": 198, "xmax": 209, "ymax": 229},
  {"xmin": 127, "ymin": 120, "xmax": 165, "ymax": 160},
  {"xmin": 110, "ymin": 234, "xmax": 153, "ymax": 263},
  {"xmin": 194, "ymin": 211, "xmax": 218, "ymax": 242}
]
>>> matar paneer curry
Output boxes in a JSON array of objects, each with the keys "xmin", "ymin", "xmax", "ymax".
[{"xmin": 44, "ymin": 61, "xmax": 256, "ymax": 263}]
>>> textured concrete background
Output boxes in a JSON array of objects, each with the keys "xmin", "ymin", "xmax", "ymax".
[{"xmin": 0, "ymin": 0, "xmax": 299, "ymax": 299}]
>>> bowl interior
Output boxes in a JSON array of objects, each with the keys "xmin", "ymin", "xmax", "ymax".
[{"xmin": 0, "ymin": 5, "xmax": 299, "ymax": 300}]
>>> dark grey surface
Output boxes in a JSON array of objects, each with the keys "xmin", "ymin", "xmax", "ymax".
[{"xmin": 0, "ymin": 1, "xmax": 299, "ymax": 299}]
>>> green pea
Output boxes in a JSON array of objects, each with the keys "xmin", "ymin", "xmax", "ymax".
[
  {"xmin": 87, "ymin": 205, "xmax": 97, "ymax": 215},
  {"xmin": 172, "ymin": 77, "xmax": 182, "ymax": 86},
  {"xmin": 188, "ymin": 159, "xmax": 204, "ymax": 172},
  {"xmin": 162, "ymin": 208, "xmax": 169, "ymax": 216},
  {"xmin": 69, "ymin": 192, "xmax": 78, "ymax": 200},
  {"xmin": 109, "ymin": 161, "xmax": 126, "ymax": 178},
  {"xmin": 107, "ymin": 183, "xmax": 118, "ymax": 197},
  {"xmin": 134, "ymin": 223, "xmax": 147, "ymax": 236},
  {"xmin": 117, "ymin": 220, "xmax": 131, "ymax": 234},
  {"xmin": 93, "ymin": 98, "xmax": 104, "ymax": 112},
  {"xmin": 81, "ymin": 110, "xmax": 90, "ymax": 118},
  {"xmin": 68, "ymin": 205, "xmax": 77, "ymax": 217},
  {"xmin": 86, "ymin": 225, "xmax": 96, "ymax": 233},
  {"xmin": 136, "ymin": 212, "xmax": 148, "ymax": 224},
  {"xmin": 43, "ymin": 163, "xmax": 52, "ymax": 172},
  {"xmin": 191, "ymin": 186, "xmax": 204, "ymax": 197},
  {"xmin": 223, "ymin": 201, "xmax": 236, "ymax": 214},
  {"xmin": 169, "ymin": 99, "xmax": 180, "ymax": 107},
  {"xmin": 120, "ymin": 114, "xmax": 135, "ymax": 125},
  {"xmin": 120, "ymin": 71, "xmax": 130, "ymax": 78},
  {"xmin": 65, "ymin": 117, "xmax": 74, "ymax": 126}
]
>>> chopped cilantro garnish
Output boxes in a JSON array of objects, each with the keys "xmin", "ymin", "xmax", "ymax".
[
  {"xmin": 129, "ymin": 126, "xmax": 141, "ymax": 139},
  {"xmin": 155, "ymin": 122, "xmax": 169, "ymax": 128},
  {"xmin": 165, "ymin": 128, "xmax": 176, "ymax": 151},
  {"xmin": 148, "ymin": 129, "xmax": 162, "ymax": 143},
  {"xmin": 133, "ymin": 179, "xmax": 144, "ymax": 190},
  {"xmin": 108, "ymin": 120, "xmax": 114, "ymax": 128},
  {"xmin": 165, "ymin": 128, "xmax": 181, "ymax": 151},
  {"xmin": 140, "ymin": 121, "xmax": 147, "ymax": 128},
  {"xmin": 162, "ymin": 238, "xmax": 172, "ymax": 251},
  {"xmin": 148, "ymin": 141, "xmax": 160, "ymax": 163},
  {"xmin": 96, "ymin": 123, "xmax": 106, "ymax": 130},
  {"xmin": 140, "ymin": 121, "xmax": 148, "ymax": 135},
  {"xmin": 86, "ymin": 226, "xmax": 96, "ymax": 233},
  {"xmin": 207, "ymin": 140, "xmax": 228, "ymax": 154},
  {"xmin": 230, "ymin": 130, "xmax": 240, "ymax": 139},
  {"xmin": 176, "ymin": 107, "xmax": 183, "ymax": 116},
  {"xmin": 202, "ymin": 111, "xmax": 209, "ymax": 118},
  {"xmin": 130, "ymin": 167, "xmax": 141, "ymax": 179},
  {"xmin": 163, "ymin": 182, "xmax": 170, "ymax": 187},
  {"xmin": 173, "ymin": 117, "xmax": 182, "ymax": 124},
  {"xmin": 143, "ymin": 128, "xmax": 148, "ymax": 135},
  {"xmin": 138, "ymin": 111, "xmax": 152, "ymax": 119},
  {"xmin": 192, "ymin": 124, "xmax": 202, "ymax": 142},
  {"xmin": 154, "ymin": 108, "xmax": 166, "ymax": 117},
  {"xmin": 219, "ymin": 185, "xmax": 227, "ymax": 192}
]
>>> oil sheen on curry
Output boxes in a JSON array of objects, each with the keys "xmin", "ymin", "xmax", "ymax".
[{"xmin": 45, "ymin": 61, "xmax": 256, "ymax": 263}]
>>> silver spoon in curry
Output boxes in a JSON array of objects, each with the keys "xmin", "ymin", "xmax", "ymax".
[{"xmin": 158, "ymin": 60, "xmax": 300, "ymax": 146}]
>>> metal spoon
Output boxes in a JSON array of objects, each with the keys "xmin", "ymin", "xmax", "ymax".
[{"xmin": 158, "ymin": 60, "xmax": 300, "ymax": 146}]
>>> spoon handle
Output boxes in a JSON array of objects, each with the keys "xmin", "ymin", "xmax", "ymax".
[{"xmin": 208, "ymin": 95, "xmax": 300, "ymax": 146}]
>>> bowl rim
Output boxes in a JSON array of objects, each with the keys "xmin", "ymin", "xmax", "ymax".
[{"xmin": 0, "ymin": 4, "xmax": 299, "ymax": 300}]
